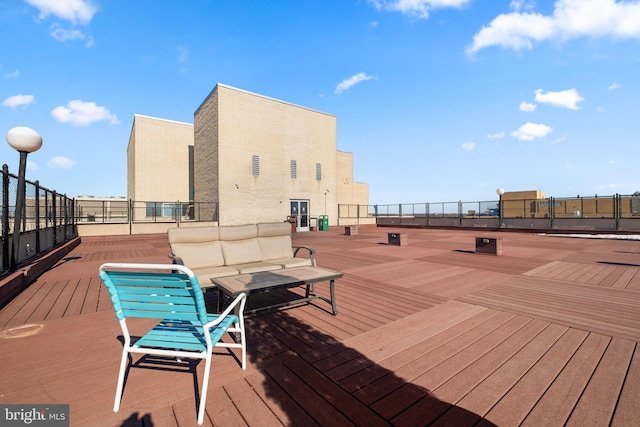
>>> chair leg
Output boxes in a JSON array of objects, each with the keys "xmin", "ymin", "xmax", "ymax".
[
  {"xmin": 238, "ymin": 319, "xmax": 246, "ymax": 370},
  {"xmin": 113, "ymin": 348, "xmax": 129, "ymax": 412},
  {"xmin": 197, "ymin": 354, "xmax": 213, "ymax": 425}
]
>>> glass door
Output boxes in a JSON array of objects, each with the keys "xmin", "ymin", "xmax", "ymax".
[{"xmin": 290, "ymin": 200, "xmax": 310, "ymax": 232}]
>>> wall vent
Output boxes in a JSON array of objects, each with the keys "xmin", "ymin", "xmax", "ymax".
[{"xmin": 252, "ymin": 155, "xmax": 260, "ymax": 176}]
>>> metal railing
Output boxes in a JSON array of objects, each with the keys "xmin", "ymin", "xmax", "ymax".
[
  {"xmin": 339, "ymin": 193, "xmax": 640, "ymax": 232},
  {"xmin": 1, "ymin": 164, "xmax": 76, "ymax": 274},
  {"xmin": 74, "ymin": 199, "xmax": 218, "ymax": 224}
]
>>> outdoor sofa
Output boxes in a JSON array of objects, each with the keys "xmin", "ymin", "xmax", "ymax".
[{"xmin": 167, "ymin": 222, "xmax": 316, "ymax": 287}]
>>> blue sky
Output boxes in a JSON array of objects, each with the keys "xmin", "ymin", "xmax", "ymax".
[{"xmin": 1, "ymin": 0, "xmax": 639, "ymax": 204}]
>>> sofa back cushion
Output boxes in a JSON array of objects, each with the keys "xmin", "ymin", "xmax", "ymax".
[
  {"xmin": 167, "ymin": 227, "xmax": 225, "ymax": 269},
  {"xmin": 168, "ymin": 226, "xmax": 219, "ymax": 244},
  {"xmin": 219, "ymin": 224, "xmax": 263, "ymax": 265},
  {"xmin": 257, "ymin": 222, "xmax": 294, "ymax": 260}
]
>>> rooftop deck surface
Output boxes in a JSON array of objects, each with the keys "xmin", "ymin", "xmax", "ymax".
[{"xmin": 1, "ymin": 226, "xmax": 639, "ymax": 426}]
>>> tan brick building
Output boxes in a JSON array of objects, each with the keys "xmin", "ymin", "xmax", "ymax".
[{"xmin": 128, "ymin": 84, "xmax": 368, "ymax": 228}]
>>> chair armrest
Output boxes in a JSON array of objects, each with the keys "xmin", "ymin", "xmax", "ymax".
[
  {"xmin": 292, "ymin": 245, "xmax": 316, "ymax": 267},
  {"xmin": 204, "ymin": 293, "xmax": 247, "ymax": 329},
  {"xmin": 168, "ymin": 253, "xmax": 185, "ymax": 265}
]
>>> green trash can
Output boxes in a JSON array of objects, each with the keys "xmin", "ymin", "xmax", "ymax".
[{"xmin": 319, "ymin": 215, "xmax": 329, "ymax": 231}]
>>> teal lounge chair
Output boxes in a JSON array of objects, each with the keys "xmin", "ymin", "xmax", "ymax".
[{"xmin": 99, "ymin": 263, "xmax": 247, "ymax": 425}]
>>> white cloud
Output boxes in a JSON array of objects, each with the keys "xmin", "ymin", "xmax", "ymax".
[
  {"xmin": 51, "ymin": 100, "xmax": 119, "ymax": 126},
  {"xmin": 535, "ymin": 88, "xmax": 584, "ymax": 110},
  {"xmin": 50, "ymin": 23, "xmax": 85, "ymax": 41},
  {"xmin": 27, "ymin": 160, "xmax": 39, "ymax": 171},
  {"xmin": 468, "ymin": 0, "xmax": 640, "ymax": 54},
  {"xmin": 519, "ymin": 101, "xmax": 537, "ymax": 112},
  {"xmin": 552, "ymin": 134, "xmax": 568, "ymax": 144},
  {"xmin": 50, "ymin": 24, "xmax": 94, "ymax": 47},
  {"xmin": 25, "ymin": 0, "xmax": 97, "ymax": 25},
  {"xmin": 608, "ymin": 82, "xmax": 622, "ymax": 90},
  {"xmin": 26, "ymin": 0, "xmax": 97, "ymax": 46},
  {"xmin": 335, "ymin": 73, "xmax": 375, "ymax": 95},
  {"xmin": 461, "ymin": 142, "xmax": 476, "ymax": 151},
  {"xmin": 511, "ymin": 122, "xmax": 553, "ymax": 141},
  {"xmin": 368, "ymin": 0, "xmax": 471, "ymax": 19},
  {"xmin": 487, "ymin": 131, "xmax": 505, "ymax": 139},
  {"xmin": 47, "ymin": 156, "xmax": 77, "ymax": 169},
  {"xmin": 509, "ymin": 0, "xmax": 536, "ymax": 13},
  {"xmin": 4, "ymin": 70, "xmax": 20, "ymax": 79},
  {"xmin": 2, "ymin": 94, "xmax": 35, "ymax": 108}
]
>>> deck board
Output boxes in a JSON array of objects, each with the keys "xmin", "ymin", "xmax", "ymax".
[{"xmin": 2, "ymin": 227, "xmax": 640, "ymax": 426}]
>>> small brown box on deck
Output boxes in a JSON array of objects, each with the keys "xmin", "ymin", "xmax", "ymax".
[
  {"xmin": 475, "ymin": 237, "xmax": 503, "ymax": 256},
  {"xmin": 388, "ymin": 233, "xmax": 408, "ymax": 246},
  {"xmin": 345, "ymin": 226, "xmax": 358, "ymax": 235}
]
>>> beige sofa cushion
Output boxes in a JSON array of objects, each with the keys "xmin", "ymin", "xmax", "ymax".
[
  {"xmin": 221, "ymin": 239, "xmax": 263, "ymax": 265},
  {"xmin": 219, "ymin": 224, "xmax": 258, "ymax": 240},
  {"xmin": 258, "ymin": 235, "xmax": 294, "ymax": 260},
  {"xmin": 257, "ymin": 222, "xmax": 291, "ymax": 237},
  {"xmin": 257, "ymin": 222, "xmax": 294, "ymax": 260},
  {"xmin": 168, "ymin": 226, "xmax": 225, "ymax": 269},
  {"xmin": 168, "ymin": 226, "xmax": 219, "ymax": 243},
  {"xmin": 190, "ymin": 266, "xmax": 241, "ymax": 289},
  {"xmin": 267, "ymin": 257, "xmax": 312, "ymax": 269},
  {"xmin": 170, "ymin": 241, "xmax": 225, "ymax": 269}
]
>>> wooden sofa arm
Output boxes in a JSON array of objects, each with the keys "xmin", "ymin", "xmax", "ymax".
[{"xmin": 292, "ymin": 245, "xmax": 316, "ymax": 267}]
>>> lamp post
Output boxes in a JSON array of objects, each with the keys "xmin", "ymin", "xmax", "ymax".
[
  {"xmin": 324, "ymin": 189, "xmax": 329, "ymax": 215},
  {"xmin": 496, "ymin": 188, "xmax": 505, "ymax": 228},
  {"xmin": 7, "ymin": 126, "xmax": 42, "ymax": 270}
]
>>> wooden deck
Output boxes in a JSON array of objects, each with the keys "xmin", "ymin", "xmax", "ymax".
[{"xmin": 1, "ymin": 226, "xmax": 639, "ymax": 426}]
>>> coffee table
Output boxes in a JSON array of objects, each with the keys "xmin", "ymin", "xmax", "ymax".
[{"xmin": 211, "ymin": 266, "xmax": 343, "ymax": 315}]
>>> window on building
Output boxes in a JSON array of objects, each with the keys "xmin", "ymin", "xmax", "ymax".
[
  {"xmin": 316, "ymin": 163, "xmax": 322, "ymax": 181},
  {"xmin": 145, "ymin": 202, "xmax": 179, "ymax": 218},
  {"xmin": 252, "ymin": 155, "xmax": 260, "ymax": 176},
  {"xmin": 291, "ymin": 160, "xmax": 297, "ymax": 178}
]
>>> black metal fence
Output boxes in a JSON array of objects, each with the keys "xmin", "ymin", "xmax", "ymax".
[
  {"xmin": 339, "ymin": 193, "xmax": 640, "ymax": 232},
  {"xmin": 1, "ymin": 164, "xmax": 76, "ymax": 274}
]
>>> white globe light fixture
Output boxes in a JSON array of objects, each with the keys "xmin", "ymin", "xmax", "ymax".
[
  {"xmin": 7, "ymin": 126, "xmax": 42, "ymax": 153},
  {"xmin": 6, "ymin": 126, "xmax": 42, "ymax": 269},
  {"xmin": 496, "ymin": 188, "xmax": 505, "ymax": 196}
]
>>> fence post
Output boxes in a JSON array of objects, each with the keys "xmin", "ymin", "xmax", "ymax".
[
  {"xmin": 52, "ymin": 191, "xmax": 57, "ymax": 245},
  {"xmin": 615, "ymin": 193, "xmax": 620, "ymax": 231},
  {"xmin": 63, "ymin": 194, "xmax": 68, "ymax": 239},
  {"xmin": 426, "ymin": 202, "xmax": 430, "ymax": 226},
  {"xmin": 35, "ymin": 180, "xmax": 40, "ymax": 253},
  {"xmin": 70, "ymin": 196, "xmax": 75, "ymax": 236},
  {"xmin": 2, "ymin": 165, "xmax": 9, "ymax": 269}
]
